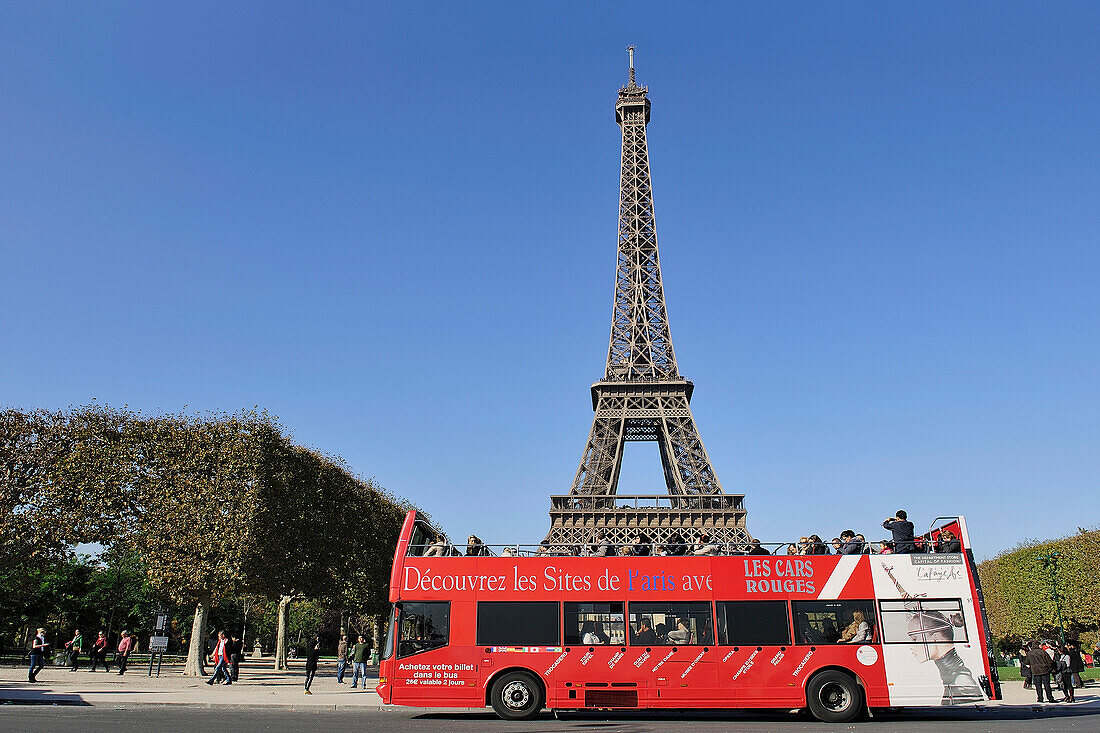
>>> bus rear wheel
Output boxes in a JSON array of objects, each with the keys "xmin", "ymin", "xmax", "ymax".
[
  {"xmin": 806, "ymin": 670, "xmax": 862, "ymax": 723},
  {"xmin": 490, "ymin": 671, "xmax": 544, "ymax": 721}
]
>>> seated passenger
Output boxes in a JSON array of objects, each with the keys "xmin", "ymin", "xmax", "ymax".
[
  {"xmin": 936, "ymin": 529, "xmax": 962, "ymax": 553},
  {"xmin": 581, "ymin": 621, "xmax": 602, "ymax": 645},
  {"xmin": 809, "ymin": 534, "xmax": 829, "ymax": 555},
  {"xmin": 797, "ymin": 537, "xmax": 811, "ymax": 555},
  {"xmin": 593, "ymin": 620, "xmax": 610, "ymax": 644},
  {"xmin": 666, "ymin": 618, "xmax": 691, "ymax": 645},
  {"xmin": 465, "ymin": 535, "xmax": 490, "ymax": 556},
  {"xmin": 830, "ymin": 538, "xmax": 843, "ymax": 554},
  {"xmin": 654, "ymin": 622, "xmax": 669, "ymax": 643},
  {"xmin": 747, "ymin": 539, "xmax": 771, "ymax": 555},
  {"xmin": 661, "ymin": 532, "xmax": 688, "ymax": 556},
  {"xmin": 626, "ymin": 531, "xmax": 652, "ymax": 556},
  {"xmin": 786, "ymin": 543, "xmax": 800, "ymax": 555},
  {"xmin": 855, "ymin": 533, "xmax": 872, "ymax": 554},
  {"xmin": 632, "ymin": 618, "xmax": 657, "ymax": 645},
  {"xmin": 501, "ymin": 547, "xmax": 516, "ymax": 557},
  {"xmin": 840, "ymin": 610, "xmax": 872, "ymax": 643},
  {"xmin": 796, "ymin": 612, "xmax": 826, "ymax": 644},
  {"xmin": 424, "ymin": 540, "xmax": 448, "ymax": 557},
  {"xmin": 878, "ymin": 540, "xmax": 894, "ymax": 555},
  {"xmin": 536, "ymin": 540, "xmax": 551, "ymax": 556},
  {"xmin": 590, "ymin": 529, "xmax": 616, "ymax": 557},
  {"xmin": 690, "ymin": 532, "xmax": 720, "ymax": 556},
  {"xmin": 838, "ymin": 530, "xmax": 863, "ymax": 555}
]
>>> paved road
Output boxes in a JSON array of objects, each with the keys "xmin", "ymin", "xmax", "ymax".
[{"xmin": 3, "ymin": 705, "xmax": 1099, "ymax": 732}]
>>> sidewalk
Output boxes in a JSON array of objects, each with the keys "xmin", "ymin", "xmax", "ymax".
[
  {"xmin": 0, "ymin": 658, "xmax": 388, "ymax": 710},
  {"xmin": 3, "ymin": 660, "xmax": 1097, "ymax": 711}
]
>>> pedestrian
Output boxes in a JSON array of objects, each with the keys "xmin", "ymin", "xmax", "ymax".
[
  {"xmin": 1067, "ymin": 641, "xmax": 1085, "ymax": 689},
  {"xmin": 116, "ymin": 630, "xmax": 134, "ymax": 675},
  {"xmin": 336, "ymin": 634, "xmax": 349, "ymax": 684},
  {"xmin": 28, "ymin": 628, "xmax": 48, "ymax": 683},
  {"xmin": 1019, "ymin": 645, "xmax": 1032, "ymax": 689},
  {"xmin": 229, "ymin": 635, "xmax": 242, "ymax": 682},
  {"xmin": 350, "ymin": 634, "xmax": 371, "ymax": 690},
  {"xmin": 882, "ymin": 510, "xmax": 916, "ymax": 553},
  {"xmin": 304, "ymin": 636, "xmax": 321, "ymax": 695},
  {"xmin": 1056, "ymin": 645, "xmax": 1076, "ymax": 703},
  {"xmin": 1026, "ymin": 641, "xmax": 1056, "ymax": 703},
  {"xmin": 90, "ymin": 630, "xmax": 110, "ymax": 672},
  {"xmin": 64, "ymin": 628, "xmax": 84, "ymax": 671},
  {"xmin": 206, "ymin": 630, "xmax": 232, "ymax": 685}
]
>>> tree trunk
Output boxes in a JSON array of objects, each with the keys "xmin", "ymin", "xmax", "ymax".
[
  {"xmin": 274, "ymin": 594, "xmax": 291, "ymax": 671},
  {"xmin": 183, "ymin": 597, "xmax": 210, "ymax": 677}
]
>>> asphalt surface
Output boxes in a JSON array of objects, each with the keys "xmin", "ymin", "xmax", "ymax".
[{"xmin": 2, "ymin": 705, "xmax": 1099, "ymax": 732}]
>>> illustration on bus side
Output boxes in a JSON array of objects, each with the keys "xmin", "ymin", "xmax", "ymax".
[{"xmin": 873, "ymin": 559, "xmax": 987, "ymax": 706}]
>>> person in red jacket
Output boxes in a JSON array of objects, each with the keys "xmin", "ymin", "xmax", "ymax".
[
  {"xmin": 90, "ymin": 631, "xmax": 110, "ymax": 672},
  {"xmin": 205, "ymin": 630, "xmax": 232, "ymax": 686}
]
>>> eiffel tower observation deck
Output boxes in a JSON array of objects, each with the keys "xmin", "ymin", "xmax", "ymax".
[{"xmin": 545, "ymin": 49, "xmax": 749, "ymax": 551}]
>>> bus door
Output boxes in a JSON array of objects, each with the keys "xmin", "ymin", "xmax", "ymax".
[
  {"xmin": 628, "ymin": 602, "xmax": 718, "ymax": 707},
  {"xmin": 557, "ymin": 602, "xmax": 644, "ymax": 709},
  {"xmin": 715, "ymin": 600, "xmax": 795, "ymax": 705}
]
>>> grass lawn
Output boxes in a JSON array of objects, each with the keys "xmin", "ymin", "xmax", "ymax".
[{"xmin": 997, "ymin": 666, "xmax": 1100, "ymax": 681}]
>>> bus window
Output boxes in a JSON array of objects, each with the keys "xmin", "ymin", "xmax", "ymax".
[
  {"xmin": 382, "ymin": 606, "xmax": 396, "ymax": 660},
  {"xmin": 564, "ymin": 602, "xmax": 625, "ymax": 646},
  {"xmin": 398, "ymin": 602, "xmax": 450, "ymax": 658},
  {"xmin": 791, "ymin": 601, "xmax": 876, "ymax": 645},
  {"xmin": 476, "ymin": 602, "xmax": 560, "ymax": 646},
  {"xmin": 879, "ymin": 598, "xmax": 968, "ymax": 645},
  {"xmin": 628, "ymin": 602, "xmax": 713, "ymax": 646},
  {"xmin": 716, "ymin": 601, "xmax": 791, "ymax": 646}
]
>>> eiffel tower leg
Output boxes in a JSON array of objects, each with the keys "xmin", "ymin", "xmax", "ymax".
[
  {"xmin": 570, "ymin": 412, "xmax": 625, "ymax": 497},
  {"xmin": 660, "ymin": 409, "xmax": 721, "ymax": 496}
]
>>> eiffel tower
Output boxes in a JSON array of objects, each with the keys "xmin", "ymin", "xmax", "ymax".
[{"xmin": 546, "ymin": 48, "xmax": 749, "ymax": 551}]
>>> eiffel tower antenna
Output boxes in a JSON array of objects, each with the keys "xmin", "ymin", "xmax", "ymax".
[{"xmin": 545, "ymin": 50, "xmax": 749, "ymax": 550}]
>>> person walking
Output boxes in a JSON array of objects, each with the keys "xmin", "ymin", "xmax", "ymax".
[
  {"xmin": 28, "ymin": 628, "xmax": 48, "ymax": 683},
  {"xmin": 90, "ymin": 631, "xmax": 110, "ymax": 672},
  {"xmin": 64, "ymin": 629, "xmax": 84, "ymax": 671},
  {"xmin": 229, "ymin": 635, "xmax": 242, "ymax": 682},
  {"xmin": 882, "ymin": 510, "xmax": 916, "ymax": 553},
  {"xmin": 1019, "ymin": 645, "xmax": 1032, "ymax": 689},
  {"xmin": 116, "ymin": 630, "xmax": 134, "ymax": 675},
  {"xmin": 1026, "ymin": 641, "xmax": 1056, "ymax": 703},
  {"xmin": 336, "ymin": 634, "xmax": 349, "ymax": 684},
  {"xmin": 350, "ymin": 635, "xmax": 371, "ymax": 690},
  {"xmin": 205, "ymin": 630, "xmax": 232, "ymax": 685},
  {"xmin": 303, "ymin": 636, "xmax": 321, "ymax": 695}
]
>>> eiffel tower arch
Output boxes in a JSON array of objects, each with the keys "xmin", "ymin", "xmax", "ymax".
[{"xmin": 546, "ymin": 49, "xmax": 750, "ymax": 551}]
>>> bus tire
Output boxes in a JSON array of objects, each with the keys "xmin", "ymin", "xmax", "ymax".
[
  {"xmin": 806, "ymin": 670, "xmax": 862, "ymax": 723},
  {"xmin": 490, "ymin": 670, "xmax": 543, "ymax": 721}
]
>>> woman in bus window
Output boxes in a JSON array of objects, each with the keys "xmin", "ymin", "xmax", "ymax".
[
  {"xmin": 841, "ymin": 610, "xmax": 872, "ymax": 643},
  {"xmin": 581, "ymin": 621, "xmax": 602, "ymax": 645},
  {"xmin": 667, "ymin": 618, "xmax": 691, "ymax": 645}
]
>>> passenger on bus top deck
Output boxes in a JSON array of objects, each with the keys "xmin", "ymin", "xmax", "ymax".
[
  {"xmin": 423, "ymin": 539, "xmax": 448, "ymax": 557},
  {"xmin": 838, "ymin": 530, "xmax": 863, "ymax": 555},
  {"xmin": 591, "ymin": 529, "xmax": 616, "ymax": 557},
  {"xmin": 536, "ymin": 540, "xmax": 551, "ymax": 556},
  {"xmin": 786, "ymin": 543, "xmax": 799, "ymax": 556},
  {"xmin": 856, "ymin": 533, "xmax": 872, "ymax": 554},
  {"xmin": 936, "ymin": 529, "xmax": 962, "ymax": 553},
  {"xmin": 465, "ymin": 535, "xmax": 489, "ymax": 557},
  {"xmin": 883, "ymin": 509, "xmax": 916, "ymax": 553},
  {"xmin": 878, "ymin": 540, "xmax": 894, "ymax": 555},
  {"xmin": 831, "ymin": 538, "xmax": 843, "ymax": 554},
  {"xmin": 809, "ymin": 535, "xmax": 829, "ymax": 555},
  {"xmin": 662, "ymin": 532, "xmax": 688, "ymax": 556},
  {"xmin": 690, "ymin": 532, "xmax": 719, "ymax": 556},
  {"xmin": 747, "ymin": 538, "xmax": 771, "ymax": 556},
  {"xmin": 626, "ymin": 532, "xmax": 652, "ymax": 556}
]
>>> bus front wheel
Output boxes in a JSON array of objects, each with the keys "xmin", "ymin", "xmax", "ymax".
[
  {"xmin": 806, "ymin": 670, "xmax": 862, "ymax": 723},
  {"xmin": 490, "ymin": 670, "xmax": 544, "ymax": 721}
]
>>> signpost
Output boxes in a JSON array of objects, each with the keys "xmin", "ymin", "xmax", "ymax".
[{"xmin": 148, "ymin": 609, "xmax": 169, "ymax": 677}]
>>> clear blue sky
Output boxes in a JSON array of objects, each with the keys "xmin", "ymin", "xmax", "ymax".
[{"xmin": 2, "ymin": 3, "xmax": 1097, "ymax": 558}]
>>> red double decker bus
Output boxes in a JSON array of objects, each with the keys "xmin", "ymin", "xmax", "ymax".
[{"xmin": 376, "ymin": 513, "xmax": 1000, "ymax": 722}]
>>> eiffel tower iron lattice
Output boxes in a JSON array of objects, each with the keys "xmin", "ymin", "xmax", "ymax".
[{"xmin": 545, "ymin": 49, "xmax": 750, "ymax": 551}]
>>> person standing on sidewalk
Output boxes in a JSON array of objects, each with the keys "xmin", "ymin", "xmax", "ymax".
[
  {"xmin": 303, "ymin": 636, "xmax": 321, "ymax": 695},
  {"xmin": 1018, "ymin": 644, "xmax": 1032, "ymax": 689},
  {"xmin": 116, "ymin": 630, "xmax": 134, "ymax": 675},
  {"xmin": 336, "ymin": 634, "xmax": 349, "ymax": 683},
  {"xmin": 1056, "ymin": 645, "xmax": 1076, "ymax": 703},
  {"xmin": 1067, "ymin": 641, "xmax": 1085, "ymax": 688},
  {"xmin": 1027, "ymin": 641, "xmax": 1056, "ymax": 703},
  {"xmin": 350, "ymin": 635, "xmax": 371, "ymax": 690},
  {"xmin": 65, "ymin": 629, "xmax": 84, "ymax": 671},
  {"xmin": 90, "ymin": 631, "xmax": 110, "ymax": 672},
  {"xmin": 28, "ymin": 628, "xmax": 49, "ymax": 683},
  {"xmin": 206, "ymin": 630, "xmax": 232, "ymax": 685}
]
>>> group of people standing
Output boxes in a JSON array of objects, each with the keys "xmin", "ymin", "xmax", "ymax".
[
  {"xmin": 787, "ymin": 511, "xmax": 962, "ymax": 556},
  {"xmin": 27, "ymin": 627, "xmax": 135, "ymax": 682},
  {"xmin": 1021, "ymin": 640, "xmax": 1088, "ymax": 703},
  {"xmin": 205, "ymin": 630, "xmax": 243, "ymax": 685}
]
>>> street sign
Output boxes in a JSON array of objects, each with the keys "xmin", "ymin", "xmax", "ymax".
[
  {"xmin": 149, "ymin": 635, "xmax": 169, "ymax": 652},
  {"xmin": 154, "ymin": 612, "xmax": 168, "ymax": 631}
]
